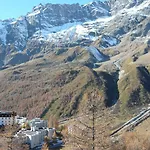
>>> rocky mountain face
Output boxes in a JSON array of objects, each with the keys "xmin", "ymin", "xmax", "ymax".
[
  {"xmin": 0, "ymin": 0, "xmax": 149, "ymax": 67},
  {"xmin": 0, "ymin": 0, "xmax": 150, "ymax": 118},
  {"xmin": 0, "ymin": 1, "xmax": 111, "ymax": 67},
  {"xmin": 108, "ymin": 0, "xmax": 145, "ymax": 14}
]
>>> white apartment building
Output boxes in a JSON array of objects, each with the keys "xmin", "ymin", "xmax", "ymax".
[
  {"xmin": 29, "ymin": 118, "xmax": 48, "ymax": 130},
  {"xmin": 15, "ymin": 118, "xmax": 55, "ymax": 149},
  {"xmin": 14, "ymin": 129, "xmax": 47, "ymax": 149},
  {"xmin": 0, "ymin": 111, "xmax": 17, "ymax": 126},
  {"xmin": 24, "ymin": 129, "xmax": 47, "ymax": 148},
  {"xmin": 15, "ymin": 128, "xmax": 55, "ymax": 149}
]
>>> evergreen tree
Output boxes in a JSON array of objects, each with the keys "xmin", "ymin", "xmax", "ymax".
[{"xmin": 65, "ymin": 90, "xmax": 112, "ymax": 150}]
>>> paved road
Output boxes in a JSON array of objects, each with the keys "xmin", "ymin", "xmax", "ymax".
[{"xmin": 111, "ymin": 107, "xmax": 150, "ymax": 136}]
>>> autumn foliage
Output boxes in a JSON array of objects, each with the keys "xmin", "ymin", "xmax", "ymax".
[{"xmin": 111, "ymin": 132, "xmax": 150, "ymax": 150}]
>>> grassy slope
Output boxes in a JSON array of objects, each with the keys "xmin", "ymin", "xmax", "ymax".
[
  {"xmin": 1, "ymin": 34, "xmax": 150, "ymax": 125},
  {"xmin": 118, "ymin": 58, "xmax": 150, "ymax": 116},
  {"xmin": 0, "ymin": 55, "xmax": 117, "ymax": 119}
]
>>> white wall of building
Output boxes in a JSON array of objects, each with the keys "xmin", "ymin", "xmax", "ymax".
[
  {"xmin": 30, "ymin": 118, "xmax": 47, "ymax": 129},
  {"xmin": 15, "ymin": 116, "xmax": 27, "ymax": 125},
  {"xmin": 25, "ymin": 129, "xmax": 47, "ymax": 148},
  {"xmin": 0, "ymin": 111, "xmax": 17, "ymax": 126},
  {"xmin": 0, "ymin": 117, "xmax": 14, "ymax": 126},
  {"xmin": 14, "ymin": 118, "xmax": 55, "ymax": 149},
  {"xmin": 48, "ymin": 128, "xmax": 55, "ymax": 140}
]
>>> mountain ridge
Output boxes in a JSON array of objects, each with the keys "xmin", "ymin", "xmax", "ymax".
[{"xmin": 0, "ymin": 0, "xmax": 149, "ymax": 68}]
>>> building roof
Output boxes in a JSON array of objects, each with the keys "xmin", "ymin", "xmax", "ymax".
[
  {"xmin": 24, "ymin": 130, "xmax": 37, "ymax": 136},
  {"xmin": 19, "ymin": 129, "xmax": 47, "ymax": 136},
  {"xmin": 0, "ymin": 111, "xmax": 17, "ymax": 117}
]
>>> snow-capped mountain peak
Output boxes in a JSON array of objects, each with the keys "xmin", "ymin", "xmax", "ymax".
[
  {"xmin": 0, "ymin": 0, "xmax": 149, "ymax": 67},
  {"xmin": 0, "ymin": 1, "xmax": 110, "ymax": 48}
]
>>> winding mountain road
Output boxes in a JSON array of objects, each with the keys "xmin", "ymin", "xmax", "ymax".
[{"xmin": 111, "ymin": 106, "xmax": 150, "ymax": 136}]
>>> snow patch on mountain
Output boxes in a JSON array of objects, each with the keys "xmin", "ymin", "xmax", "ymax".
[
  {"xmin": 31, "ymin": 15, "xmax": 115, "ymax": 44},
  {"xmin": 27, "ymin": 10, "xmax": 41, "ymax": 17},
  {"xmin": 119, "ymin": 0, "xmax": 150, "ymax": 16},
  {"xmin": 83, "ymin": 16, "xmax": 115, "ymax": 28},
  {"xmin": 87, "ymin": 46, "xmax": 104, "ymax": 61},
  {"xmin": 100, "ymin": 35, "xmax": 120, "ymax": 49},
  {"xmin": 83, "ymin": 1, "xmax": 110, "ymax": 16},
  {"xmin": 10, "ymin": 17, "xmax": 28, "ymax": 49},
  {"xmin": 32, "ymin": 22, "xmax": 82, "ymax": 42},
  {"xmin": 102, "ymin": 36, "xmax": 118, "ymax": 46},
  {"xmin": 0, "ymin": 21, "xmax": 7, "ymax": 44},
  {"xmin": 48, "ymin": 22, "xmax": 82, "ymax": 33},
  {"xmin": 76, "ymin": 25, "xmax": 88, "ymax": 35}
]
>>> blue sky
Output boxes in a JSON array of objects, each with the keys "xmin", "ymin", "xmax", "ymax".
[{"xmin": 0, "ymin": 0, "xmax": 104, "ymax": 20}]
